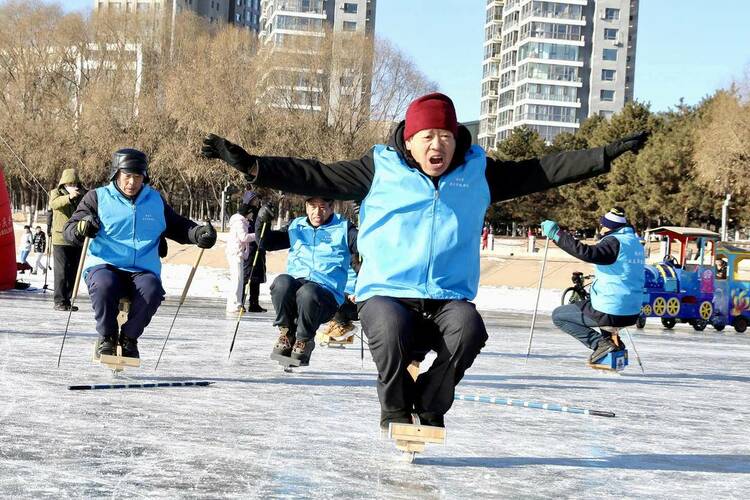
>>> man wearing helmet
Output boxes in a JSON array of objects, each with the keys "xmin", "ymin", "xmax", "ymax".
[{"xmin": 63, "ymin": 148, "xmax": 217, "ymax": 360}]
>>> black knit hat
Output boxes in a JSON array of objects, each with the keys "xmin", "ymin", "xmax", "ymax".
[{"xmin": 600, "ymin": 206, "xmax": 628, "ymax": 230}]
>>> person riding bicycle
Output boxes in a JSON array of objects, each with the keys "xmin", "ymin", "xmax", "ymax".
[{"xmin": 542, "ymin": 207, "xmax": 645, "ymax": 363}]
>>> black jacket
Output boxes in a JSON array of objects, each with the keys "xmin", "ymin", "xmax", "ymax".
[
  {"xmin": 244, "ymin": 121, "xmax": 611, "ymax": 203},
  {"xmin": 555, "ymin": 230, "xmax": 620, "ymax": 265}
]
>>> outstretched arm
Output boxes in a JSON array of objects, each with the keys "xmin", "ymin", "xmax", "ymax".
[
  {"xmin": 486, "ymin": 147, "xmax": 608, "ymax": 203},
  {"xmin": 201, "ymin": 134, "xmax": 373, "ymax": 201},
  {"xmin": 556, "ymin": 231, "xmax": 619, "ymax": 265},
  {"xmin": 486, "ymin": 131, "xmax": 649, "ymax": 203}
]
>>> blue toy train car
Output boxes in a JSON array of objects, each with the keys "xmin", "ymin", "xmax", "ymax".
[{"xmin": 637, "ymin": 227, "xmax": 750, "ymax": 333}]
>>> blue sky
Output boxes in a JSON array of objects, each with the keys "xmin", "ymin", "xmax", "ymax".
[{"xmin": 44, "ymin": 0, "xmax": 750, "ymax": 121}]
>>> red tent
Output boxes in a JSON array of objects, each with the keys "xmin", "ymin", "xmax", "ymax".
[{"xmin": 0, "ymin": 164, "xmax": 16, "ymax": 290}]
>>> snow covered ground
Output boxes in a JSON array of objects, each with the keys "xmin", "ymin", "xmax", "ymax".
[{"xmin": 1, "ymin": 266, "xmax": 749, "ymax": 498}]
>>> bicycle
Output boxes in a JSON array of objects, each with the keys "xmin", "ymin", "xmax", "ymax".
[{"xmin": 561, "ymin": 271, "xmax": 593, "ymax": 305}]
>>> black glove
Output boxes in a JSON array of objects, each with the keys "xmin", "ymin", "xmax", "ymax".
[
  {"xmin": 201, "ymin": 134, "xmax": 254, "ymax": 174},
  {"xmin": 75, "ymin": 215, "xmax": 100, "ymax": 239},
  {"xmin": 190, "ymin": 222, "xmax": 217, "ymax": 249},
  {"xmin": 604, "ymin": 131, "xmax": 650, "ymax": 161},
  {"xmin": 257, "ymin": 204, "xmax": 276, "ymax": 224}
]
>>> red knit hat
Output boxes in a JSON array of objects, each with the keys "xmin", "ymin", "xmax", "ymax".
[{"xmin": 404, "ymin": 92, "xmax": 459, "ymax": 140}]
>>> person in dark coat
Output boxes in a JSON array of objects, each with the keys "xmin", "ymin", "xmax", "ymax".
[
  {"xmin": 202, "ymin": 92, "xmax": 649, "ymax": 430},
  {"xmin": 31, "ymin": 226, "xmax": 47, "ymax": 275},
  {"xmin": 240, "ymin": 191, "xmax": 269, "ymax": 312},
  {"xmin": 64, "ymin": 148, "xmax": 217, "ymax": 359},
  {"xmin": 49, "ymin": 168, "xmax": 85, "ymax": 310},
  {"xmin": 543, "ymin": 207, "xmax": 645, "ymax": 363}
]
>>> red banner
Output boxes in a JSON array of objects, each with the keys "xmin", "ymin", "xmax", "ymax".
[{"xmin": 0, "ymin": 164, "xmax": 16, "ymax": 290}]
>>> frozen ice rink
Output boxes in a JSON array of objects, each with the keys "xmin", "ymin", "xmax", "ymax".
[{"xmin": 1, "ymin": 274, "xmax": 749, "ymax": 498}]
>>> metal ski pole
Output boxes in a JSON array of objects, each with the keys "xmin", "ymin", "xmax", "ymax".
[
  {"xmin": 42, "ymin": 232, "xmax": 52, "ymax": 291},
  {"xmin": 455, "ymin": 393, "xmax": 615, "ymax": 418},
  {"xmin": 621, "ymin": 327, "xmax": 645, "ymax": 374},
  {"xmin": 228, "ymin": 221, "xmax": 267, "ymax": 359},
  {"xmin": 56, "ymin": 236, "xmax": 90, "ymax": 368},
  {"xmin": 154, "ymin": 247, "xmax": 205, "ymax": 370},
  {"xmin": 525, "ymin": 237, "xmax": 550, "ymax": 363}
]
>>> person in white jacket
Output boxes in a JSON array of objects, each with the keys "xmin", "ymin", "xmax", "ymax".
[{"xmin": 225, "ymin": 204, "xmax": 256, "ymax": 314}]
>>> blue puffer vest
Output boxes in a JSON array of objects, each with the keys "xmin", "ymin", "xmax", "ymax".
[
  {"xmin": 86, "ymin": 183, "xmax": 166, "ymax": 276},
  {"xmin": 355, "ymin": 145, "xmax": 490, "ymax": 301},
  {"xmin": 286, "ymin": 214, "xmax": 350, "ymax": 305},
  {"xmin": 590, "ymin": 227, "xmax": 645, "ymax": 315}
]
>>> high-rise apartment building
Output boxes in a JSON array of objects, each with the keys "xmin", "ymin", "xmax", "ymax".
[
  {"xmin": 229, "ymin": 0, "xmax": 261, "ymax": 31},
  {"xmin": 94, "ymin": 1, "xmax": 235, "ymax": 26},
  {"xmin": 479, "ymin": 0, "xmax": 639, "ymax": 149},
  {"xmin": 257, "ymin": 0, "xmax": 376, "ymax": 112},
  {"xmin": 258, "ymin": 1, "xmax": 375, "ymax": 47}
]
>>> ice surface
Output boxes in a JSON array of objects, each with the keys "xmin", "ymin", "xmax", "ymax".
[{"xmin": 1, "ymin": 267, "xmax": 749, "ymax": 498}]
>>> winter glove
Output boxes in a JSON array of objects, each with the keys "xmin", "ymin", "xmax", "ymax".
[
  {"xmin": 604, "ymin": 131, "xmax": 650, "ymax": 161},
  {"xmin": 257, "ymin": 204, "xmax": 276, "ymax": 225},
  {"xmin": 540, "ymin": 220, "xmax": 560, "ymax": 242},
  {"xmin": 75, "ymin": 215, "xmax": 100, "ymax": 239},
  {"xmin": 201, "ymin": 134, "xmax": 255, "ymax": 174},
  {"xmin": 189, "ymin": 222, "xmax": 217, "ymax": 249}
]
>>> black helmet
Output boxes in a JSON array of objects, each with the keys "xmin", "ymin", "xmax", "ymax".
[{"xmin": 110, "ymin": 148, "xmax": 149, "ymax": 183}]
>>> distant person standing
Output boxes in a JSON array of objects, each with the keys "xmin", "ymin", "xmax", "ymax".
[
  {"xmin": 17, "ymin": 225, "xmax": 32, "ymax": 272},
  {"xmin": 31, "ymin": 226, "xmax": 47, "ymax": 275},
  {"xmin": 225, "ymin": 203, "xmax": 255, "ymax": 314},
  {"xmin": 481, "ymin": 225, "xmax": 489, "ymax": 250},
  {"xmin": 50, "ymin": 168, "xmax": 84, "ymax": 311}
]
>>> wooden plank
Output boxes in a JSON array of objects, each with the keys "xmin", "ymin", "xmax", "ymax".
[
  {"xmin": 99, "ymin": 353, "xmax": 141, "ymax": 368},
  {"xmin": 388, "ymin": 423, "xmax": 446, "ymax": 444}
]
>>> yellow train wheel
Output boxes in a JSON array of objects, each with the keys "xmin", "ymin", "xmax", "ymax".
[
  {"xmin": 652, "ymin": 297, "xmax": 666, "ymax": 316},
  {"xmin": 699, "ymin": 301, "xmax": 713, "ymax": 320},
  {"xmin": 666, "ymin": 297, "xmax": 680, "ymax": 317},
  {"xmin": 641, "ymin": 304, "xmax": 652, "ymax": 316}
]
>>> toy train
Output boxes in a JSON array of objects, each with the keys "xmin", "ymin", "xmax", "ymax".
[{"xmin": 637, "ymin": 226, "xmax": 749, "ymax": 333}]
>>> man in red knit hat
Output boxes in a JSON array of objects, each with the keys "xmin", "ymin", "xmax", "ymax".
[{"xmin": 202, "ymin": 92, "xmax": 649, "ymax": 433}]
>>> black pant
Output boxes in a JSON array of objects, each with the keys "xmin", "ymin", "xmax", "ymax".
[
  {"xmin": 53, "ymin": 245, "xmax": 82, "ymax": 307},
  {"xmin": 333, "ymin": 297, "xmax": 358, "ymax": 324},
  {"xmin": 85, "ymin": 264, "xmax": 165, "ymax": 339},
  {"xmin": 270, "ymin": 275, "xmax": 338, "ymax": 341},
  {"xmin": 358, "ymin": 296, "xmax": 487, "ymax": 423}
]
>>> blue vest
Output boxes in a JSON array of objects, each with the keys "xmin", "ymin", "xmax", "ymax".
[
  {"xmin": 344, "ymin": 265, "xmax": 357, "ymax": 296},
  {"xmin": 590, "ymin": 227, "xmax": 645, "ymax": 315},
  {"xmin": 86, "ymin": 183, "xmax": 166, "ymax": 277},
  {"xmin": 355, "ymin": 145, "xmax": 490, "ymax": 301},
  {"xmin": 286, "ymin": 214, "xmax": 350, "ymax": 305}
]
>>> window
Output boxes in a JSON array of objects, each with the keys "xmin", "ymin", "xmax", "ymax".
[
  {"xmin": 235, "ymin": 13, "xmax": 241, "ymax": 21},
  {"xmin": 604, "ymin": 28, "xmax": 618, "ymax": 40},
  {"xmin": 604, "ymin": 8, "xmax": 619, "ymax": 20},
  {"xmin": 602, "ymin": 48, "xmax": 617, "ymax": 61},
  {"xmin": 343, "ymin": 2, "xmax": 358, "ymax": 14},
  {"xmin": 342, "ymin": 21, "xmax": 357, "ymax": 32},
  {"xmin": 601, "ymin": 69, "xmax": 616, "ymax": 81},
  {"xmin": 600, "ymin": 90, "xmax": 615, "ymax": 102}
]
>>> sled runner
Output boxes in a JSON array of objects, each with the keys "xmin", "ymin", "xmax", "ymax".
[
  {"xmin": 93, "ymin": 298, "xmax": 140, "ymax": 373},
  {"xmin": 388, "ymin": 414, "xmax": 446, "ymax": 464},
  {"xmin": 588, "ymin": 329, "xmax": 628, "ymax": 372},
  {"xmin": 270, "ymin": 352, "xmax": 307, "ymax": 372}
]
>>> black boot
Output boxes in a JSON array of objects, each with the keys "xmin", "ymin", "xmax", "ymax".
[
  {"xmin": 417, "ymin": 411, "xmax": 445, "ymax": 428},
  {"xmin": 120, "ymin": 336, "xmax": 139, "ymax": 359},
  {"xmin": 247, "ymin": 302, "xmax": 267, "ymax": 313},
  {"xmin": 589, "ymin": 335, "xmax": 625, "ymax": 363},
  {"xmin": 291, "ymin": 339, "xmax": 315, "ymax": 364},
  {"xmin": 272, "ymin": 327, "xmax": 294, "ymax": 356},
  {"xmin": 97, "ymin": 335, "xmax": 117, "ymax": 356}
]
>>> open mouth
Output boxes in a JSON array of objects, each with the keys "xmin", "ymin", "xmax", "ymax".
[{"xmin": 429, "ymin": 155, "xmax": 444, "ymax": 167}]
